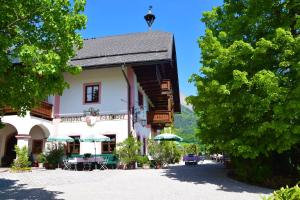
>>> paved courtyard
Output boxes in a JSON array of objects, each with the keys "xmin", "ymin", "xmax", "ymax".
[{"xmin": 0, "ymin": 160, "xmax": 272, "ymax": 200}]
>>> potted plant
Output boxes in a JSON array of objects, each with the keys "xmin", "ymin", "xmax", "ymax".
[
  {"xmin": 83, "ymin": 153, "xmax": 91, "ymax": 160},
  {"xmin": 148, "ymin": 139, "xmax": 182, "ymax": 168},
  {"xmin": 37, "ymin": 153, "xmax": 47, "ymax": 168},
  {"xmin": 137, "ymin": 156, "xmax": 150, "ymax": 169},
  {"xmin": 45, "ymin": 147, "xmax": 64, "ymax": 169},
  {"xmin": 10, "ymin": 145, "xmax": 31, "ymax": 172},
  {"xmin": 115, "ymin": 136, "xmax": 141, "ymax": 169}
]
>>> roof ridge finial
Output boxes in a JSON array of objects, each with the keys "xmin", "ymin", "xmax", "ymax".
[{"xmin": 144, "ymin": 5, "xmax": 156, "ymax": 31}]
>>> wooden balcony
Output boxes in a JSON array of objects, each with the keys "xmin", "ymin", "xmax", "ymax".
[
  {"xmin": 147, "ymin": 110, "xmax": 173, "ymax": 125},
  {"xmin": 30, "ymin": 101, "xmax": 53, "ymax": 119},
  {"xmin": 161, "ymin": 80, "xmax": 171, "ymax": 94},
  {"xmin": 2, "ymin": 101, "xmax": 53, "ymax": 120}
]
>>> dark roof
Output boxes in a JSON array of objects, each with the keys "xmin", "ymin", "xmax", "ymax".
[
  {"xmin": 71, "ymin": 31, "xmax": 181, "ymax": 113},
  {"xmin": 71, "ymin": 31, "xmax": 173, "ymax": 67}
]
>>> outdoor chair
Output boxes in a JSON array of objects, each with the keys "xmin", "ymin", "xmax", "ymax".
[
  {"xmin": 98, "ymin": 157, "xmax": 108, "ymax": 170},
  {"xmin": 83, "ymin": 161, "xmax": 92, "ymax": 171},
  {"xmin": 64, "ymin": 158, "xmax": 78, "ymax": 170},
  {"xmin": 63, "ymin": 159, "xmax": 72, "ymax": 170}
]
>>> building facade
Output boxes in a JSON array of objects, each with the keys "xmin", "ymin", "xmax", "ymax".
[{"xmin": 0, "ymin": 31, "xmax": 180, "ymax": 166}]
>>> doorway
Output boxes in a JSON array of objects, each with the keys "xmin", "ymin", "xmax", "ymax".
[{"xmin": 2, "ymin": 133, "xmax": 17, "ymax": 167}]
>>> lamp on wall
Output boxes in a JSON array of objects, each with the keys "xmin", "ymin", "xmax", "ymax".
[
  {"xmin": 132, "ymin": 106, "xmax": 147, "ymax": 127},
  {"xmin": 140, "ymin": 120, "xmax": 147, "ymax": 127}
]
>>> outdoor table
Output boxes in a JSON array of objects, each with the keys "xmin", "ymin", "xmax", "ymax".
[{"xmin": 67, "ymin": 157, "xmax": 105, "ymax": 170}]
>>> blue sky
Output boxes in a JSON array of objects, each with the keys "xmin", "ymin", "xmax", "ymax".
[{"xmin": 81, "ymin": 0, "xmax": 223, "ymax": 97}]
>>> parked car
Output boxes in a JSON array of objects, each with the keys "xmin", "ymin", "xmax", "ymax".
[
  {"xmin": 210, "ymin": 153, "xmax": 223, "ymax": 162},
  {"xmin": 183, "ymin": 154, "xmax": 202, "ymax": 165}
]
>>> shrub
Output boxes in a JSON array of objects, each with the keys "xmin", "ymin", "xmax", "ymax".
[
  {"xmin": 263, "ymin": 184, "xmax": 300, "ymax": 200},
  {"xmin": 148, "ymin": 139, "xmax": 182, "ymax": 167},
  {"xmin": 83, "ymin": 153, "xmax": 92, "ymax": 159},
  {"xmin": 11, "ymin": 145, "xmax": 31, "ymax": 171},
  {"xmin": 148, "ymin": 139, "xmax": 164, "ymax": 166},
  {"xmin": 137, "ymin": 155, "xmax": 150, "ymax": 167},
  {"xmin": 116, "ymin": 136, "xmax": 141, "ymax": 168},
  {"xmin": 161, "ymin": 141, "xmax": 182, "ymax": 164},
  {"xmin": 231, "ymin": 157, "xmax": 272, "ymax": 184},
  {"xmin": 45, "ymin": 147, "xmax": 64, "ymax": 166},
  {"xmin": 37, "ymin": 153, "xmax": 47, "ymax": 163}
]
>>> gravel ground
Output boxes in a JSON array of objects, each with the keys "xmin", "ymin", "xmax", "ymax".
[{"xmin": 0, "ymin": 160, "xmax": 272, "ymax": 200}]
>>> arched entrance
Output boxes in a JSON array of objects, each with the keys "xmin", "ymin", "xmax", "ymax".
[
  {"xmin": 0, "ymin": 124, "xmax": 18, "ymax": 167},
  {"xmin": 29, "ymin": 124, "xmax": 50, "ymax": 163},
  {"xmin": 4, "ymin": 134, "xmax": 17, "ymax": 166}
]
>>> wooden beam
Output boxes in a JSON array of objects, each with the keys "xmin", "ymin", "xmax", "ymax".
[
  {"xmin": 138, "ymin": 80, "xmax": 158, "ymax": 84},
  {"xmin": 140, "ymin": 84, "xmax": 160, "ymax": 89}
]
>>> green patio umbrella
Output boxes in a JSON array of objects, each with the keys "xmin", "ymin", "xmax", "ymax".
[
  {"xmin": 154, "ymin": 133, "xmax": 183, "ymax": 142},
  {"xmin": 79, "ymin": 133, "xmax": 110, "ymax": 169},
  {"xmin": 47, "ymin": 135, "xmax": 74, "ymax": 169},
  {"xmin": 47, "ymin": 135, "xmax": 75, "ymax": 142}
]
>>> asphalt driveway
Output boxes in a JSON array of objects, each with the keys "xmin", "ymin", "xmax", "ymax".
[{"xmin": 0, "ymin": 160, "xmax": 272, "ymax": 200}]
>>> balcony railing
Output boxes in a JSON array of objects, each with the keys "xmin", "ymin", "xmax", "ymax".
[
  {"xmin": 2, "ymin": 107, "xmax": 16, "ymax": 114},
  {"xmin": 2, "ymin": 101, "xmax": 53, "ymax": 120},
  {"xmin": 30, "ymin": 101, "xmax": 53, "ymax": 119},
  {"xmin": 147, "ymin": 110, "xmax": 173, "ymax": 125},
  {"xmin": 161, "ymin": 80, "xmax": 171, "ymax": 94}
]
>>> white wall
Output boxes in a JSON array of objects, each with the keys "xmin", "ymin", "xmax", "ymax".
[
  {"xmin": 60, "ymin": 67, "xmax": 127, "ymax": 116},
  {"xmin": 0, "ymin": 66, "xmax": 157, "ymax": 162},
  {"xmin": 0, "ymin": 114, "xmax": 53, "ymax": 166},
  {"xmin": 53, "ymin": 118, "xmax": 128, "ymax": 155},
  {"xmin": 1, "ymin": 114, "xmax": 53, "ymax": 136}
]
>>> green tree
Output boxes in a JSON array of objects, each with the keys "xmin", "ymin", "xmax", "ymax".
[
  {"xmin": 0, "ymin": 0, "xmax": 87, "ymax": 116},
  {"xmin": 188, "ymin": 0, "xmax": 300, "ymax": 185},
  {"xmin": 183, "ymin": 144, "xmax": 199, "ymax": 155}
]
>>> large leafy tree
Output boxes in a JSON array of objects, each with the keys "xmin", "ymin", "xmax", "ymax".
[
  {"xmin": 0, "ymin": 0, "xmax": 87, "ymax": 115},
  {"xmin": 188, "ymin": 0, "xmax": 300, "ymax": 159}
]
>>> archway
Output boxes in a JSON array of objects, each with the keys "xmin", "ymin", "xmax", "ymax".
[
  {"xmin": 4, "ymin": 134, "xmax": 17, "ymax": 166},
  {"xmin": 29, "ymin": 124, "xmax": 50, "ymax": 163},
  {"xmin": 0, "ymin": 124, "xmax": 18, "ymax": 167}
]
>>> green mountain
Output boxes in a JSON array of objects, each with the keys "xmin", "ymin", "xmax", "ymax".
[{"xmin": 174, "ymin": 105, "xmax": 198, "ymax": 143}]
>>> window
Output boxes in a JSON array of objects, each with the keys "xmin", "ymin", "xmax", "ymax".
[
  {"xmin": 32, "ymin": 140, "xmax": 43, "ymax": 154},
  {"xmin": 84, "ymin": 83, "xmax": 100, "ymax": 103},
  {"xmin": 138, "ymin": 90, "xmax": 143, "ymax": 107},
  {"xmin": 102, "ymin": 135, "xmax": 116, "ymax": 154},
  {"xmin": 67, "ymin": 136, "xmax": 80, "ymax": 155}
]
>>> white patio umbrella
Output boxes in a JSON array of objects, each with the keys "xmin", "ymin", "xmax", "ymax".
[{"xmin": 79, "ymin": 133, "xmax": 110, "ymax": 169}]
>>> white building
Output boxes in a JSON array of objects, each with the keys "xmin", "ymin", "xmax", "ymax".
[{"xmin": 0, "ymin": 31, "xmax": 180, "ymax": 166}]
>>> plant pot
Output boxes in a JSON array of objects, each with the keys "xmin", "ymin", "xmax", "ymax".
[
  {"xmin": 142, "ymin": 164, "xmax": 150, "ymax": 169},
  {"xmin": 117, "ymin": 164, "xmax": 126, "ymax": 170},
  {"xmin": 33, "ymin": 161, "xmax": 39, "ymax": 167},
  {"xmin": 126, "ymin": 162, "xmax": 136, "ymax": 170},
  {"xmin": 44, "ymin": 163, "xmax": 56, "ymax": 169},
  {"xmin": 38, "ymin": 163, "xmax": 44, "ymax": 168},
  {"xmin": 155, "ymin": 163, "xmax": 162, "ymax": 169}
]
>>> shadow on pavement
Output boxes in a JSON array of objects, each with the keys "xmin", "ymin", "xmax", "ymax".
[
  {"xmin": 162, "ymin": 161, "xmax": 272, "ymax": 194},
  {"xmin": 0, "ymin": 178, "xmax": 63, "ymax": 200}
]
